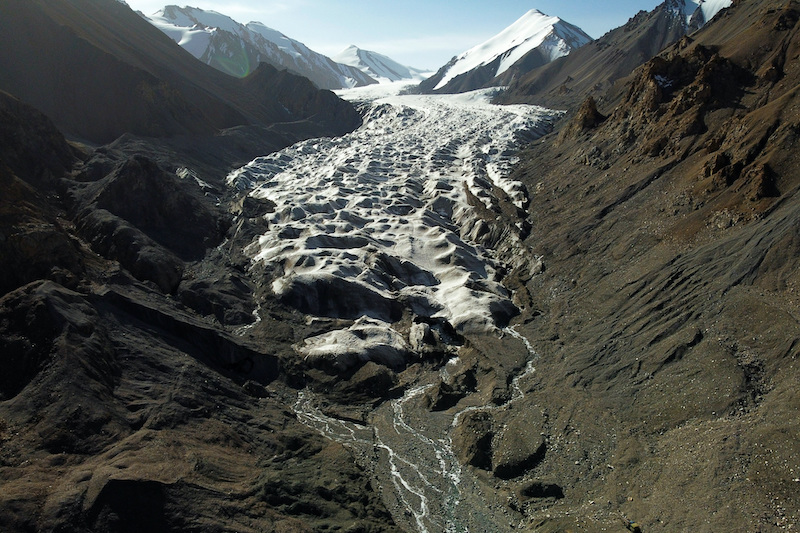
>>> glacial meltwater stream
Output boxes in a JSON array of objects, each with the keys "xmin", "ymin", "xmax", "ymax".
[{"xmin": 294, "ymin": 325, "xmax": 539, "ymax": 533}]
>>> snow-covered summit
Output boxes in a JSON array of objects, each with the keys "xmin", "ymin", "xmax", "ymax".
[
  {"xmin": 420, "ymin": 8, "xmax": 591, "ymax": 94},
  {"xmin": 667, "ymin": 0, "xmax": 732, "ymax": 30},
  {"xmin": 144, "ymin": 6, "xmax": 376, "ymax": 89},
  {"xmin": 333, "ymin": 45, "xmax": 429, "ymax": 84}
]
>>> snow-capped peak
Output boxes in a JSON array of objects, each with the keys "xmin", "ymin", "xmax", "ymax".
[
  {"xmin": 154, "ymin": 5, "xmax": 241, "ymax": 35},
  {"xmin": 333, "ymin": 45, "xmax": 428, "ymax": 83},
  {"xmin": 433, "ymin": 9, "xmax": 591, "ymax": 91},
  {"xmin": 668, "ymin": 0, "xmax": 732, "ymax": 29}
]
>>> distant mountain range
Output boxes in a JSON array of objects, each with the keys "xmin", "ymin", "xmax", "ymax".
[
  {"xmin": 143, "ymin": 6, "xmax": 380, "ymax": 90},
  {"xmin": 497, "ymin": 0, "xmax": 733, "ymax": 108},
  {"xmin": 415, "ymin": 0, "xmax": 731, "ymax": 97},
  {"xmin": 0, "ymin": 0, "xmax": 361, "ymax": 145}
]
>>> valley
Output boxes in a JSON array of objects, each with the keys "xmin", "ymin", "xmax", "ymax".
[{"xmin": 2, "ymin": 0, "xmax": 800, "ymax": 532}]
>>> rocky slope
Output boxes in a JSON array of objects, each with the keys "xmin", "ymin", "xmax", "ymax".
[
  {"xmin": 0, "ymin": 1, "xmax": 392, "ymax": 531},
  {"xmin": 0, "ymin": 83, "xmax": 401, "ymax": 533},
  {"xmin": 481, "ymin": 0, "xmax": 800, "ymax": 529}
]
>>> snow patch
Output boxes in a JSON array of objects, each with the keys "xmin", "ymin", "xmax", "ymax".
[
  {"xmin": 671, "ymin": 0, "xmax": 732, "ymax": 28},
  {"xmin": 297, "ymin": 317, "xmax": 410, "ymax": 371}
]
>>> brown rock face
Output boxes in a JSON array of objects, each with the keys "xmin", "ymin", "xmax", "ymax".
[
  {"xmin": 492, "ymin": 409, "xmax": 547, "ymax": 480},
  {"xmin": 557, "ymin": 96, "xmax": 606, "ymax": 142},
  {"xmin": 0, "ymin": 91, "xmax": 85, "ymax": 295},
  {"xmin": 452, "ymin": 411, "xmax": 494, "ymax": 469}
]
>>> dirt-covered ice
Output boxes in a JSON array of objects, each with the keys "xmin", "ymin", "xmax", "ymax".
[{"xmin": 228, "ymin": 87, "xmax": 556, "ymax": 365}]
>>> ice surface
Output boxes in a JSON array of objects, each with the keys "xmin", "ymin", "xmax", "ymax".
[
  {"xmin": 297, "ymin": 317, "xmax": 411, "ymax": 371},
  {"xmin": 229, "ymin": 86, "xmax": 556, "ymax": 364},
  {"xmin": 693, "ymin": 0, "xmax": 732, "ymax": 24}
]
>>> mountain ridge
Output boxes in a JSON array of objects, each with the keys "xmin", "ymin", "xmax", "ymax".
[
  {"xmin": 0, "ymin": 0, "xmax": 361, "ymax": 146},
  {"xmin": 146, "ymin": 5, "xmax": 377, "ymax": 89},
  {"xmin": 496, "ymin": 0, "xmax": 733, "ymax": 108}
]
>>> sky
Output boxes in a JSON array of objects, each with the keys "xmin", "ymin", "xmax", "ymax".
[{"xmin": 124, "ymin": 1, "xmax": 664, "ymax": 70}]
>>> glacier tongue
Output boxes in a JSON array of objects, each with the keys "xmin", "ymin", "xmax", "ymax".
[{"xmin": 228, "ymin": 87, "xmax": 556, "ymax": 364}]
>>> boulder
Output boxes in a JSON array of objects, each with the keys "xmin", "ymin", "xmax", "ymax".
[
  {"xmin": 451, "ymin": 411, "xmax": 494, "ymax": 470},
  {"xmin": 492, "ymin": 409, "xmax": 547, "ymax": 479}
]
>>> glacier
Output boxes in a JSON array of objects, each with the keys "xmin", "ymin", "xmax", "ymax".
[{"xmin": 227, "ymin": 84, "xmax": 556, "ymax": 368}]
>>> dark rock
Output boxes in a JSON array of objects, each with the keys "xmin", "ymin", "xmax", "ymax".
[
  {"xmin": 519, "ymin": 481, "xmax": 564, "ymax": 500},
  {"xmin": 278, "ymin": 275, "xmax": 403, "ymax": 323},
  {"xmin": 335, "ymin": 362, "xmax": 398, "ymax": 400},
  {"xmin": 88, "ymin": 479, "xmax": 176, "ymax": 533},
  {"xmin": 427, "ymin": 367, "xmax": 477, "ymax": 411},
  {"xmin": 76, "ymin": 208, "xmax": 184, "ymax": 294},
  {"xmin": 0, "ymin": 90, "xmax": 78, "ymax": 186},
  {"xmin": 0, "ymin": 91, "xmax": 86, "ymax": 295},
  {"xmin": 492, "ymin": 410, "xmax": 547, "ymax": 479},
  {"xmin": 77, "ymin": 155, "xmax": 230, "ymax": 261},
  {"xmin": 177, "ymin": 274, "xmax": 257, "ymax": 326},
  {"xmin": 451, "ymin": 411, "xmax": 494, "ymax": 470},
  {"xmin": 558, "ymin": 97, "xmax": 606, "ymax": 142}
]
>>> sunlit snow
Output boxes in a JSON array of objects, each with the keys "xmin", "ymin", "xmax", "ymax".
[
  {"xmin": 673, "ymin": 0, "xmax": 733, "ymax": 26},
  {"xmin": 434, "ymin": 9, "xmax": 590, "ymax": 91},
  {"xmin": 334, "ymin": 45, "xmax": 430, "ymax": 84}
]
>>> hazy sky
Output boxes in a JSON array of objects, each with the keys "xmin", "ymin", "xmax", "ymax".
[{"xmin": 125, "ymin": 1, "xmax": 663, "ymax": 70}]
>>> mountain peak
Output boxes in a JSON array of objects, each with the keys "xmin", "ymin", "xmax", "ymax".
[
  {"xmin": 418, "ymin": 8, "xmax": 591, "ymax": 94},
  {"xmin": 664, "ymin": 0, "xmax": 733, "ymax": 30},
  {"xmin": 333, "ymin": 46, "xmax": 426, "ymax": 83}
]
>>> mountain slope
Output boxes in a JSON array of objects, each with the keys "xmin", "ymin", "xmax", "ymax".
[
  {"xmin": 0, "ymin": 0, "xmax": 360, "ymax": 144},
  {"xmin": 146, "ymin": 6, "xmax": 377, "ymax": 89},
  {"xmin": 0, "ymin": 41, "xmax": 400, "ymax": 533},
  {"xmin": 333, "ymin": 45, "xmax": 427, "ymax": 83},
  {"xmin": 417, "ymin": 9, "xmax": 591, "ymax": 94},
  {"xmin": 497, "ymin": 0, "xmax": 733, "ymax": 108},
  {"xmin": 489, "ymin": 0, "xmax": 800, "ymax": 529}
]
